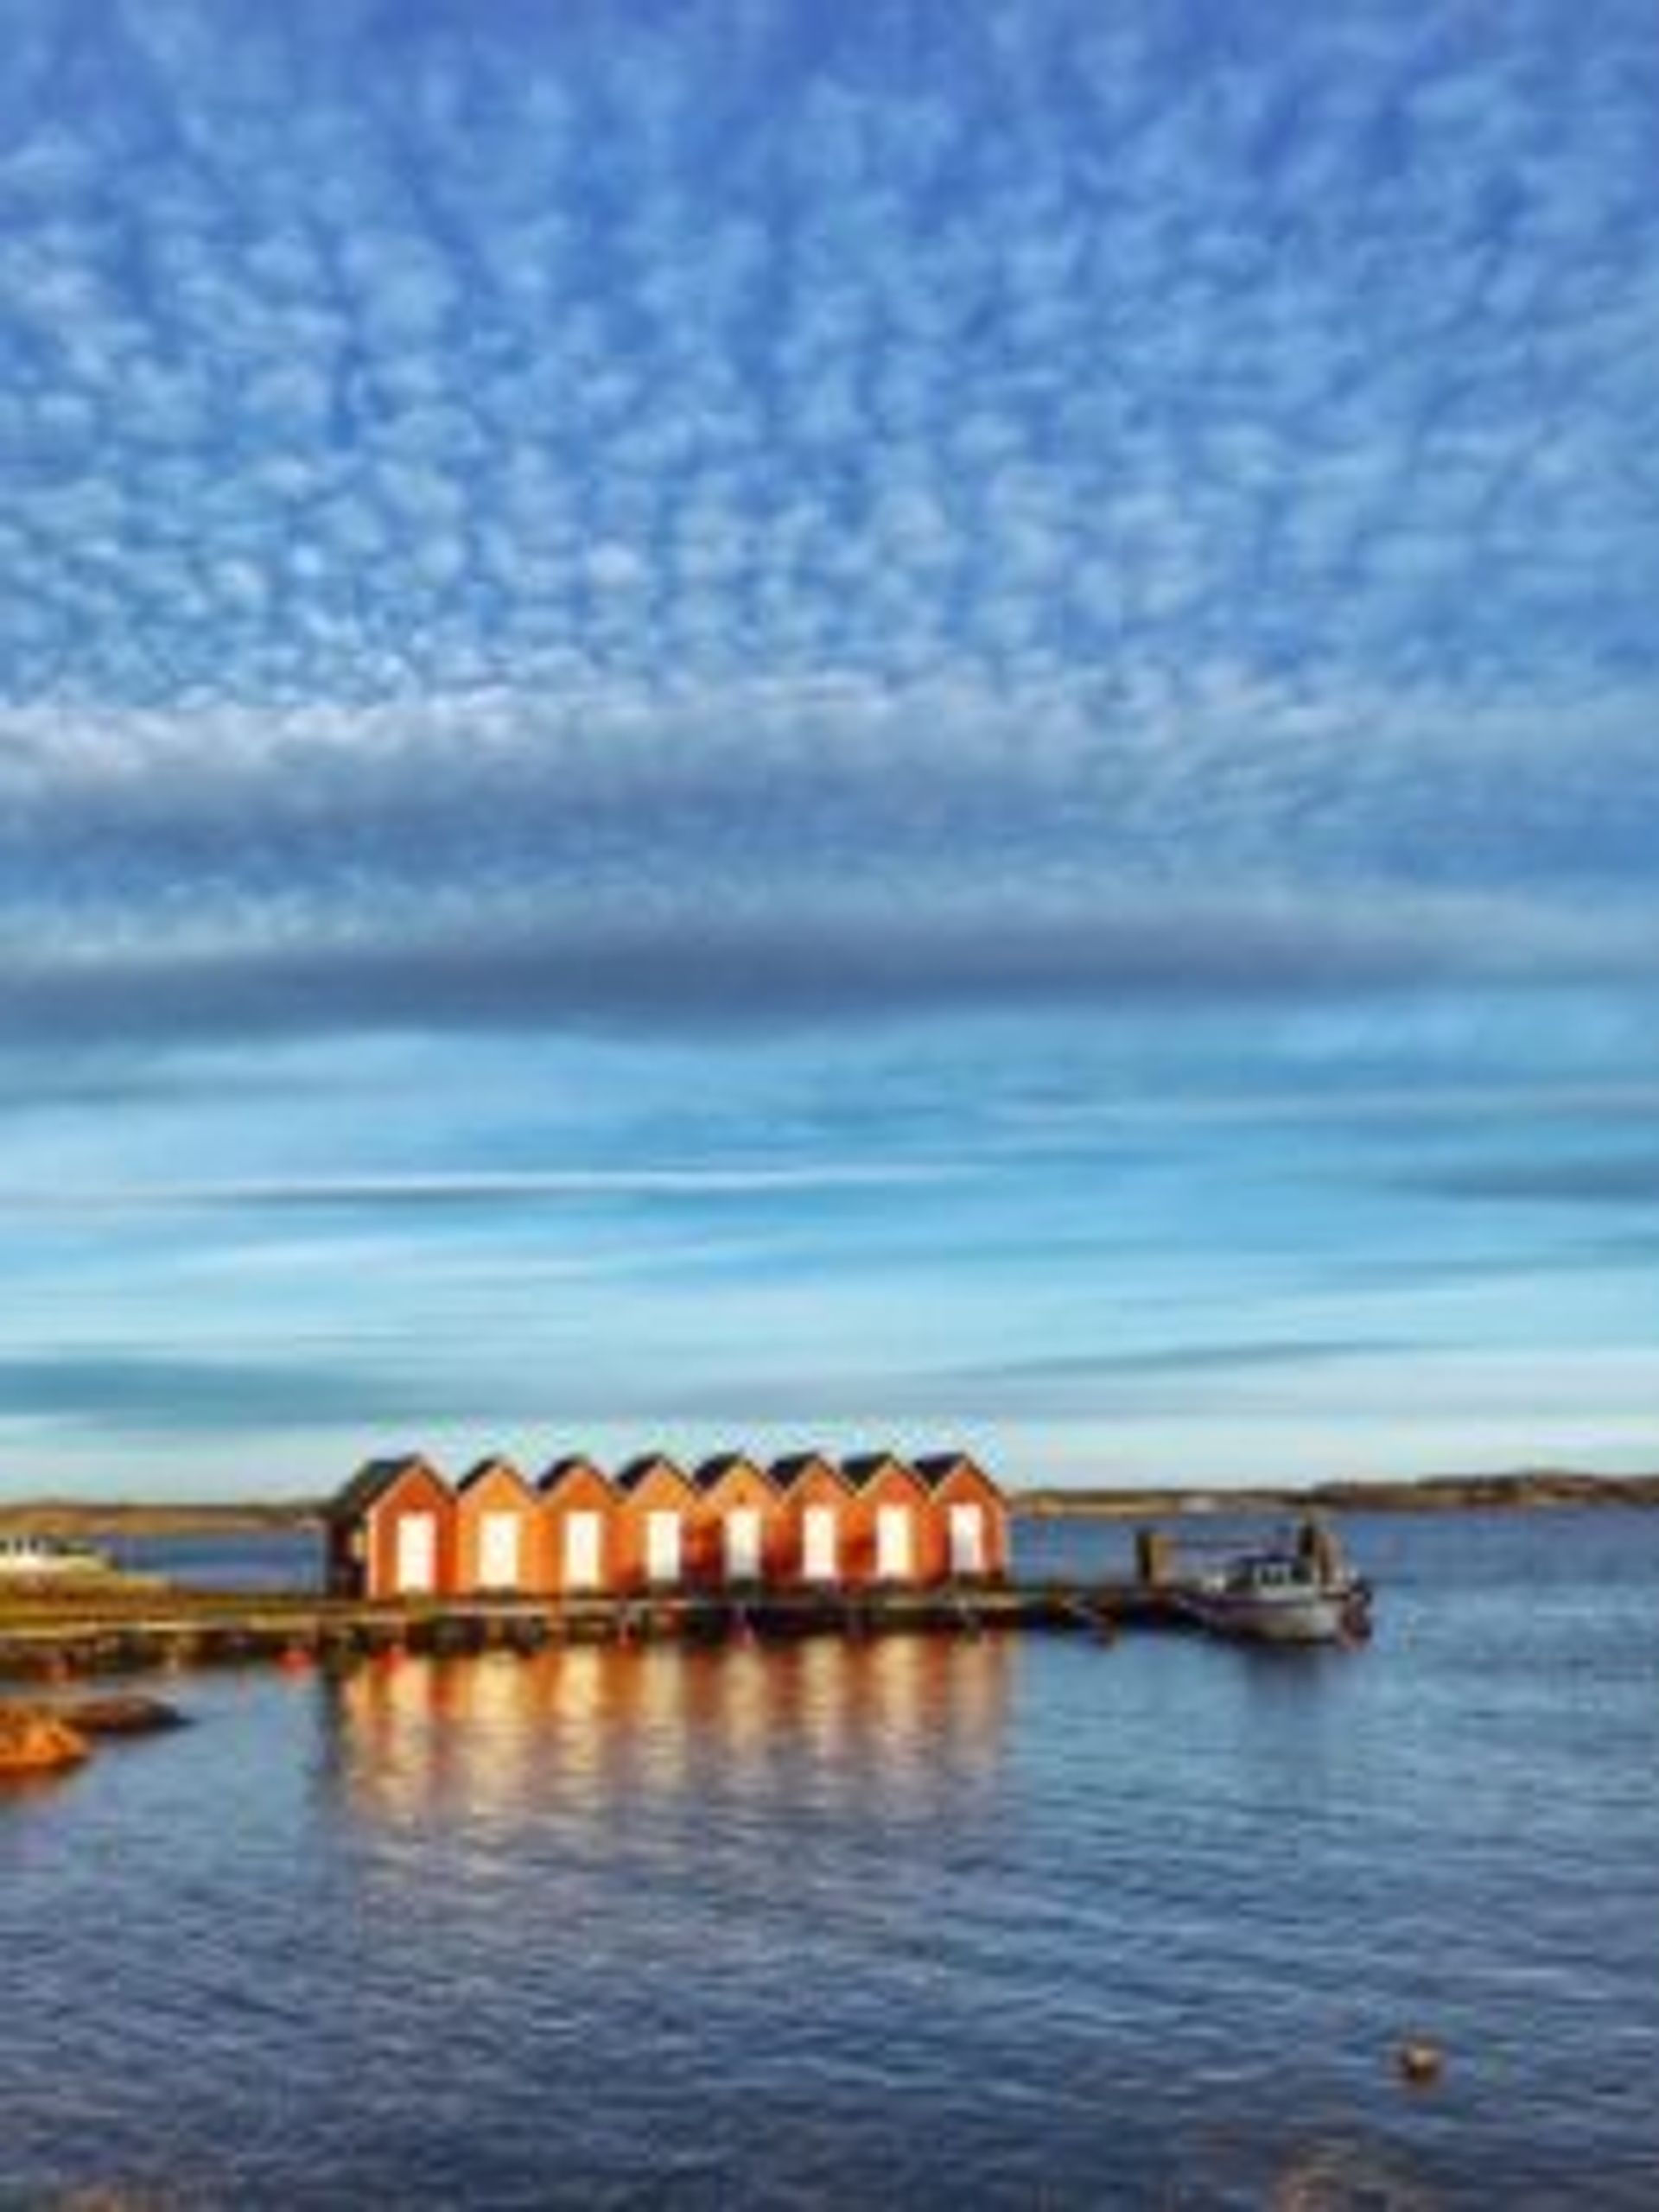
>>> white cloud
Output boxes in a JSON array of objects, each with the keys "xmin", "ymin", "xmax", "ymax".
[{"xmin": 0, "ymin": 0, "xmax": 1657, "ymax": 1491}]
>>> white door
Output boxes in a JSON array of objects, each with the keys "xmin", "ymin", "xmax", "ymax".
[
  {"xmin": 876, "ymin": 1504, "xmax": 912, "ymax": 1580},
  {"xmin": 803, "ymin": 1505, "xmax": 837, "ymax": 1583},
  {"xmin": 725, "ymin": 1508, "xmax": 761, "ymax": 1582},
  {"xmin": 480, "ymin": 1511, "xmax": 521, "ymax": 1589},
  {"xmin": 949, "ymin": 1503, "xmax": 986, "ymax": 1576},
  {"xmin": 564, "ymin": 1510, "xmax": 602, "ymax": 1591},
  {"xmin": 646, "ymin": 1510, "xmax": 682, "ymax": 1585},
  {"xmin": 395, "ymin": 1511, "xmax": 436, "ymax": 1594}
]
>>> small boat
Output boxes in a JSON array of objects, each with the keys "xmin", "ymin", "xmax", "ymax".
[
  {"xmin": 1179, "ymin": 1525, "xmax": 1371, "ymax": 1645},
  {"xmin": 0, "ymin": 1534, "xmax": 118, "ymax": 1582}
]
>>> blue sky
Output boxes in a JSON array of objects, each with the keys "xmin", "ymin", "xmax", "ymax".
[{"xmin": 1, "ymin": 0, "xmax": 1657, "ymax": 1497}]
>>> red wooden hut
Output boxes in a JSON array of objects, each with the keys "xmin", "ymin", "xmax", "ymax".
[
  {"xmin": 613, "ymin": 1454, "xmax": 700, "ymax": 1592},
  {"xmin": 537, "ymin": 1456, "xmax": 620, "ymax": 1595},
  {"xmin": 689, "ymin": 1454, "xmax": 784, "ymax": 1588},
  {"xmin": 913, "ymin": 1452, "xmax": 1010, "ymax": 1582},
  {"xmin": 840, "ymin": 1453, "xmax": 935, "ymax": 1586},
  {"xmin": 327, "ymin": 1454, "xmax": 457, "ymax": 1600},
  {"xmin": 770, "ymin": 1452, "xmax": 855, "ymax": 1587},
  {"xmin": 454, "ymin": 1456, "xmax": 543, "ymax": 1595}
]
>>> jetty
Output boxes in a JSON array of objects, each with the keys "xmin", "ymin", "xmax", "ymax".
[
  {"xmin": 0, "ymin": 1578, "xmax": 1196, "ymax": 1681},
  {"xmin": 0, "ymin": 1517, "xmax": 1370, "ymax": 1679}
]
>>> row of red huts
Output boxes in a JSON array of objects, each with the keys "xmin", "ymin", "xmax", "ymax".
[{"xmin": 327, "ymin": 1449, "xmax": 1010, "ymax": 1601}]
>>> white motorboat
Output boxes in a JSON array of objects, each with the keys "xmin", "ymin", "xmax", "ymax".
[
  {"xmin": 0, "ymin": 1534, "xmax": 116, "ymax": 1582},
  {"xmin": 1179, "ymin": 1527, "xmax": 1371, "ymax": 1645}
]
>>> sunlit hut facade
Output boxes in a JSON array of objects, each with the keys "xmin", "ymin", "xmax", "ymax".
[
  {"xmin": 841, "ymin": 1452, "xmax": 936, "ymax": 1585},
  {"xmin": 914, "ymin": 1452, "xmax": 1009, "ymax": 1581},
  {"xmin": 613, "ymin": 1452, "xmax": 702, "ymax": 1592},
  {"xmin": 454, "ymin": 1457, "xmax": 540, "ymax": 1595},
  {"xmin": 770, "ymin": 1452, "xmax": 854, "ymax": 1586},
  {"xmin": 327, "ymin": 1454, "xmax": 458, "ymax": 1600},
  {"xmin": 537, "ymin": 1454, "xmax": 618, "ymax": 1596},
  {"xmin": 690, "ymin": 1453, "xmax": 783, "ymax": 1586},
  {"xmin": 327, "ymin": 1449, "xmax": 1010, "ymax": 1600}
]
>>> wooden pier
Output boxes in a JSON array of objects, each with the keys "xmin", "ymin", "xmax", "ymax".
[{"xmin": 0, "ymin": 1580, "xmax": 1185, "ymax": 1681}]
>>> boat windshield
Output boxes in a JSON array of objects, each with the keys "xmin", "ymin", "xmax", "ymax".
[{"xmin": 1224, "ymin": 1552, "xmax": 1318, "ymax": 1592}]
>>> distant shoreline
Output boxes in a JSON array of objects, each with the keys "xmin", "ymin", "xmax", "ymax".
[
  {"xmin": 0, "ymin": 1501, "xmax": 322, "ymax": 1538},
  {"xmin": 4, "ymin": 1468, "xmax": 1659, "ymax": 1536},
  {"xmin": 1017, "ymin": 1471, "xmax": 1659, "ymax": 1517}
]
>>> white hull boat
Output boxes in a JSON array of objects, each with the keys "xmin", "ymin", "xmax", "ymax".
[
  {"xmin": 1180, "ymin": 1542, "xmax": 1372, "ymax": 1645},
  {"xmin": 0, "ymin": 1535, "xmax": 116, "ymax": 1582}
]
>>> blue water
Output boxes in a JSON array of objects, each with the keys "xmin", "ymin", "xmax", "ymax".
[
  {"xmin": 4, "ymin": 1512, "xmax": 1659, "ymax": 2208},
  {"xmin": 106, "ymin": 1527, "xmax": 324, "ymax": 1592}
]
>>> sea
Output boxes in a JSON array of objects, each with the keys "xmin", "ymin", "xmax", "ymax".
[{"xmin": 4, "ymin": 1510, "xmax": 1658, "ymax": 2209}]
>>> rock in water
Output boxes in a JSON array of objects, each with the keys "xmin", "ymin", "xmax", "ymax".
[
  {"xmin": 0, "ymin": 1706, "xmax": 91, "ymax": 1778},
  {"xmin": 67, "ymin": 1694, "xmax": 188, "ymax": 1738},
  {"xmin": 1395, "ymin": 2038, "xmax": 1445, "ymax": 2087}
]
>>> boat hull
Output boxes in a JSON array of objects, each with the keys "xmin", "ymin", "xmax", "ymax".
[{"xmin": 1184, "ymin": 1589, "xmax": 1362, "ymax": 1643}]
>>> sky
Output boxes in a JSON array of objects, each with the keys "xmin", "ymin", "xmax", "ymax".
[{"xmin": 1, "ymin": 0, "xmax": 1657, "ymax": 1498}]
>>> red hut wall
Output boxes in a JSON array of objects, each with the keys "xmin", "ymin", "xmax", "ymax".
[
  {"xmin": 689, "ymin": 1462, "xmax": 784, "ymax": 1588},
  {"xmin": 842, "ymin": 1461, "xmax": 936, "ymax": 1587},
  {"xmin": 455, "ymin": 1464, "xmax": 543, "ymax": 1595},
  {"xmin": 363, "ymin": 1465, "xmax": 459, "ymax": 1600},
  {"xmin": 927, "ymin": 1462, "xmax": 1010, "ymax": 1581},
  {"xmin": 613, "ymin": 1463, "xmax": 700, "ymax": 1592},
  {"xmin": 538, "ymin": 1462, "xmax": 621, "ymax": 1595},
  {"xmin": 772, "ymin": 1459, "xmax": 855, "ymax": 1586}
]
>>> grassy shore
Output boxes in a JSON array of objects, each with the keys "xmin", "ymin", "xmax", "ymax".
[{"xmin": 0, "ymin": 1499, "xmax": 321, "ymax": 1538}]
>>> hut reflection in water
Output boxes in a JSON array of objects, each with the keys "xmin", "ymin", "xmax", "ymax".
[{"xmin": 327, "ymin": 1637, "xmax": 1012, "ymax": 1836}]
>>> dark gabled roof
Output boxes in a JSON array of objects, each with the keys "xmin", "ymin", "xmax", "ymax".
[
  {"xmin": 913, "ymin": 1452, "xmax": 1000, "ymax": 1496},
  {"xmin": 538, "ymin": 1454, "xmax": 613, "ymax": 1497},
  {"xmin": 690, "ymin": 1452, "xmax": 775, "ymax": 1496},
  {"xmin": 329, "ymin": 1453, "xmax": 444, "ymax": 1522},
  {"xmin": 613, "ymin": 1452, "xmax": 692, "ymax": 1497},
  {"xmin": 456, "ymin": 1455, "xmax": 532, "ymax": 1499},
  {"xmin": 770, "ymin": 1452, "xmax": 850, "ymax": 1494},
  {"xmin": 841, "ymin": 1452, "xmax": 922, "ymax": 1492}
]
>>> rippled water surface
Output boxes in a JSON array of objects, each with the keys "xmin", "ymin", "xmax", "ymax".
[{"xmin": 6, "ymin": 1513, "xmax": 1659, "ymax": 2209}]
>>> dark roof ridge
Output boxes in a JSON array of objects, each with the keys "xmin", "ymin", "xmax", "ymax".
[
  {"xmin": 690, "ymin": 1452, "xmax": 777, "ymax": 1494},
  {"xmin": 840, "ymin": 1451, "xmax": 924, "ymax": 1490},
  {"xmin": 330, "ymin": 1452, "xmax": 447, "ymax": 1520},
  {"xmin": 456, "ymin": 1455, "xmax": 532, "ymax": 1497},
  {"xmin": 538, "ymin": 1454, "xmax": 613, "ymax": 1494},
  {"xmin": 614, "ymin": 1452, "xmax": 693, "ymax": 1495}
]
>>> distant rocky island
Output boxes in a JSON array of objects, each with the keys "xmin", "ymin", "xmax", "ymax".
[
  {"xmin": 1017, "ymin": 1470, "xmax": 1659, "ymax": 1517},
  {"xmin": 0, "ymin": 1499, "xmax": 321, "ymax": 1537}
]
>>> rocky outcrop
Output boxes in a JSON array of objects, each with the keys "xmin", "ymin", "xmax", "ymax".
[
  {"xmin": 0, "ymin": 1694, "xmax": 186, "ymax": 1780},
  {"xmin": 67, "ymin": 1694, "xmax": 187, "ymax": 1738},
  {"xmin": 0, "ymin": 1705, "xmax": 90, "ymax": 1777}
]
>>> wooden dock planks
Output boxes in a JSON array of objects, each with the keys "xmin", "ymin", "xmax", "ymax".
[{"xmin": 0, "ymin": 1580, "xmax": 1178, "ymax": 1675}]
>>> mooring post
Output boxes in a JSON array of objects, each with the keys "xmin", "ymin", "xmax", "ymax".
[{"xmin": 1136, "ymin": 1527, "xmax": 1173, "ymax": 1587}]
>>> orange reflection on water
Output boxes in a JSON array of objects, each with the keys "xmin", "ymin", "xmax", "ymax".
[{"xmin": 330, "ymin": 1631, "xmax": 1012, "ymax": 1833}]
